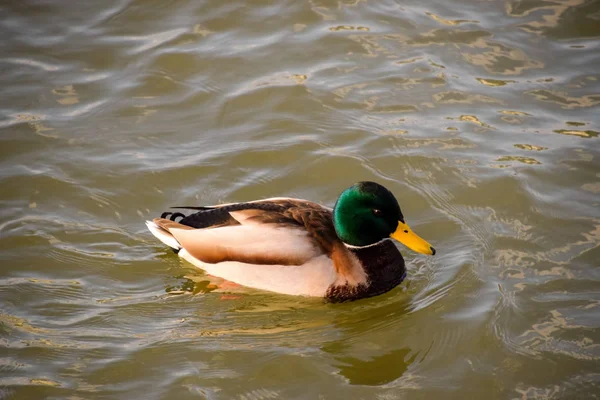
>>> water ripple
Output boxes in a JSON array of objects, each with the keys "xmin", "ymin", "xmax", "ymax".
[{"xmin": 1, "ymin": 0, "xmax": 599, "ymax": 398}]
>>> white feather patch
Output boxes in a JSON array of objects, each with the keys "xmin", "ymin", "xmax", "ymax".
[
  {"xmin": 179, "ymin": 250, "xmax": 336, "ymax": 297},
  {"xmin": 146, "ymin": 220, "xmax": 181, "ymax": 250}
]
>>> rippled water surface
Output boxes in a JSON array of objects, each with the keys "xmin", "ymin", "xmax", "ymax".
[{"xmin": 1, "ymin": 0, "xmax": 599, "ymax": 398}]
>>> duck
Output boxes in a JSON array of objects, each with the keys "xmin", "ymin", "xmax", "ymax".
[{"xmin": 146, "ymin": 181, "xmax": 435, "ymax": 302}]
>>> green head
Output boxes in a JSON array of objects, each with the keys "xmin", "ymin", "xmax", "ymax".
[{"xmin": 333, "ymin": 181, "xmax": 436, "ymax": 255}]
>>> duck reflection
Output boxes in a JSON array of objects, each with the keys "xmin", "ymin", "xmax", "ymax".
[{"xmin": 324, "ymin": 343, "xmax": 419, "ymax": 386}]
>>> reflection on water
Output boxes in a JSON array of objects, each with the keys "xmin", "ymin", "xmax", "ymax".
[
  {"xmin": 1, "ymin": 0, "xmax": 599, "ymax": 398},
  {"xmin": 329, "ymin": 346, "xmax": 417, "ymax": 386},
  {"xmin": 555, "ymin": 129, "xmax": 599, "ymax": 138}
]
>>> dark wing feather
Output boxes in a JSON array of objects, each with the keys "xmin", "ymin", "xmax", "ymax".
[{"xmin": 177, "ymin": 207, "xmax": 240, "ymax": 228}]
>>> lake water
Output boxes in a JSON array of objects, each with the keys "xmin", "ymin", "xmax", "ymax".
[{"xmin": 1, "ymin": 0, "xmax": 599, "ymax": 398}]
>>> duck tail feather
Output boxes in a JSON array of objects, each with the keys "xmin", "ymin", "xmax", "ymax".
[{"xmin": 146, "ymin": 220, "xmax": 182, "ymax": 250}]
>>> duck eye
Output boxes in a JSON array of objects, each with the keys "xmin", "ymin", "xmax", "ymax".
[{"xmin": 372, "ymin": 209, "xmax": 383, "ymax": 217}]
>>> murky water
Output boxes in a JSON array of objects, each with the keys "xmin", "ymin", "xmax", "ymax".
[{"xmin": 1, "ymin": 0, "xmax": 599, "ymax": 398}]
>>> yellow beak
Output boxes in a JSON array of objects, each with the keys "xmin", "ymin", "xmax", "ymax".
[{"xmin": 390, "ymin": 221, "xmax": 436, "ymax": 255}]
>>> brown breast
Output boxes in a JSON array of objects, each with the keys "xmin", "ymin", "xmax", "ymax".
[{"xmin": 325, "ymin": 240, "xmax": 406, "ymax": 302}]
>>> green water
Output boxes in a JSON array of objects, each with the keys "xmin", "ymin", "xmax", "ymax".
[{"xmin": 1, "ymin": 0, "xmax": 599, "ymax": 398}]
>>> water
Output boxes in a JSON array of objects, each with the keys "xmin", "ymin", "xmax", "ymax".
[{"xmin": 1, "ymin": 0, "xmax": 599, "ymax": 398}]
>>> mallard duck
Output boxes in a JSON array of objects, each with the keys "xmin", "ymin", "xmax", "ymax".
[{"xmin": 146, "ymin": 181, "xmax": 435, "ymax": 302}]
